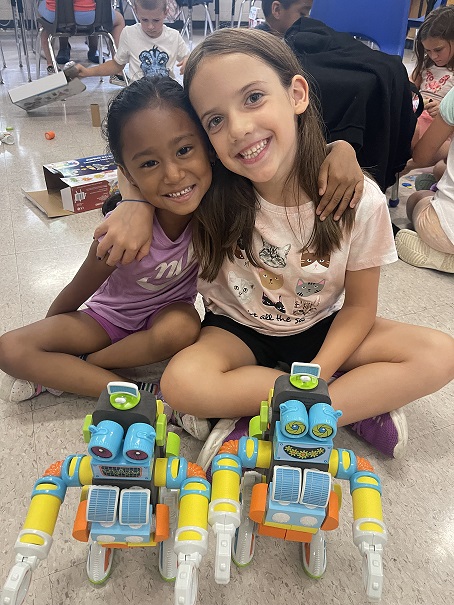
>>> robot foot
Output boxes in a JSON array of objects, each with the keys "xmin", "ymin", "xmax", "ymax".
[
  {"xmin": 86, "ymin": 542, "xmax": 114, "ymax": 585},
  {"xmin": 301, "ymin": 530, "xmax": 327, "ymax": 579},
  {"xmin": 159, "ymin": 536, "xmax": 177, "ymax": 581}
]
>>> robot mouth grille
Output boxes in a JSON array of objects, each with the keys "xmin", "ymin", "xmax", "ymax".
[{"xmin": 100, "ymin": 466, "xmax": 142, "ymax": 477}]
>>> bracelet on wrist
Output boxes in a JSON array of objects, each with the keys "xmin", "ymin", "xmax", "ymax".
[{"xmin": 116, "ymin": 198, "xmax": 149, "ymax": 206}]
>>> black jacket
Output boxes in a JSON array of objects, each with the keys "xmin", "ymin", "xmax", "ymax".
[{"xmin": 286, "ymin": 17, "xmax": 416, "ymax": 191}]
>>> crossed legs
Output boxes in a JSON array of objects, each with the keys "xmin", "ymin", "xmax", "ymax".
[
  {"xmin": 0, "ymin": 303, "xmax": 200, "ymax": 399},
  {"xmin": 160, "ymin": 318, "xmax": 454, "ymax": 425}
]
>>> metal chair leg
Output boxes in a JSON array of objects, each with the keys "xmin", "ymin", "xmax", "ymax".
[
  {"xmin": 35, "ymin": 27, "xmax": 42, "ymax": 78},
  {"xmin": 0, "ymin": 37, "xmax": 5, "ymax": 84},
  {"xmin": 47, "ymin": 33, "xmax": 59, "ymax": 74},
  {"xmin": 389, "ymin": 173, "xmax": 400, "ymax": 207},
  {"xmin": 203, "ymin": 3, "xmax": 214, "ymax": 36},
  {"xmin": 215, "ymin": 0, "xmax": 219, "ymax": 28},
  {"xmin": 11, "ymin": 0, "xmax": 32, "ymax": 81}
]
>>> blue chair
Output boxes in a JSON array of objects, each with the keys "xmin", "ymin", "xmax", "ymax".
[
  {"xmin": 310, "ymin": 0, "xmax": 412, "ymax": 57},
  {"xmin": 408, "ymin": 0, "xmax": 447, "ymax": 32}
]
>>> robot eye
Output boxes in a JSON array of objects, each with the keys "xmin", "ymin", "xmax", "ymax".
[
  {"xmin": 91, "ymin": 446, "xmax": 113, "ymax": 458},
  {"xmin": 125, "ymin": 449, "xmax": 148, "ymax": 461},
  {"xmin": 123, "ymin": 423, "xmax": 156, "ymax": 463},
  {"xmin": 285, "ymin": 421, "xmax": 306, "ymax": 435},
  {"xmin": 311, "ymin": 424, "xmax": 334, "ymax": 439},
  {"xmin": 88, "ymin": 420, "xmax": 123, "ymax": 460},
  {"xmin": 308, "ymin": 403, "xmax": 341, "ymax": 441},
  {"xmin": 279, "ymin": 400, "xmax": 308, "ymax": 438}
]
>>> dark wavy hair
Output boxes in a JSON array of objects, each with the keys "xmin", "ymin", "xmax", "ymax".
[
  {"xmin": 102, "ymin": 75, "xmax": 204, "ymax": 167},
  {"xmin": 412, "ymin": 5, "xmax": 454, "ymax": 81},
  {"xmin": 184, "ymin": 28, "xmax": 355, "ymax": 282}
]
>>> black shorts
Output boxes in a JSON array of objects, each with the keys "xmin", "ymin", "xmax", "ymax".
[{"xmin": 201, "ymin": 311, "xmax": 338, "ymax": 368}]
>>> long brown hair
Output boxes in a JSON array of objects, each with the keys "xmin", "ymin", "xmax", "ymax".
[
  {"xmin": 185, "ymin": 28, "xmax": 355, "ymax": 282},
  {"xmin": 412, "ymin": 6, "xmax": 454, "ymax": 82}
]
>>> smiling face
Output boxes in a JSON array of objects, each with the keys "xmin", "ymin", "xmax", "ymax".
[
  {"xmin": 422, "ymin": 36, "xmax": 454, "ymax": 67},
  {"xmin": 135, "ymin": 5, "xmax": 166, "ymax": 38},
  {"xmin": 119, "ymin": 106, "xmax": 212, "ymax": 232},
  {"xmin": 189, "ymin": 53, "xmax": 309, "ymax": 204}
]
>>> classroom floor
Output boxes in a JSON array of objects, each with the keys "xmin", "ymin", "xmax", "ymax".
[{"xmin": 0, "ymin": 32, "xmax": 453, "ymax": 605}]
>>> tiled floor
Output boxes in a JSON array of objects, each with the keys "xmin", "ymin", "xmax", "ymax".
[{"xmin": 0, "ymin": 32, "xmax": 453, "ymax": 605}]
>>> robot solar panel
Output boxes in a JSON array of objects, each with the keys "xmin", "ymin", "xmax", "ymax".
[
  {"xmin": 300, "ymin": 470, "xmax": 331, "ymax": 507},
  {"xmin": 272, "ymin": 467, "xmax": 302, "ymax": 503},
  {"xmin": 119, "ymin": 489, "xmax": 150, "ymax": 526},
  {"xmin": 86, "ymin": 486, "xmax": 119, "ymax": 523}
]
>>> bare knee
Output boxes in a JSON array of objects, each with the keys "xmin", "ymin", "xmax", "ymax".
[
  {"xmin": 160, "ymin": 350, "xmax": 206, "ymax": 412},
  {"xmin": 0, "ymin": 330, "xmax": 30, "ymax": 375},
  {"xmin": 152, "ymin": 305, "xmax": 200, "ymax": 355},
  {"xmin": 170, "ymin": 315, "xmax": 200, "ymax": 350},
  {"xmin": 410, "ymin": 330, "xmax": 454, "ymax": 386}
]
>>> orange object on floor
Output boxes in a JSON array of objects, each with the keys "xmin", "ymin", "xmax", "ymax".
[{"xmin": 45, "ymin": 131, "xmax": 55, "ymax": 140}]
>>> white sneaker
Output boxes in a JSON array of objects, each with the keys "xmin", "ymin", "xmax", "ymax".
[
  {"xmin": 0, "ymin": 372, "xmax": 63, "ymax": 403},
  {"xmin": 0, "ymin": 373, "xmax": 38, "ymax": 402},
  {"xmin": 109, "ymin": 74, "xmax": 126, "ymax": 87},
  {"xmin": 171, "ymin": 410, "xmax": 211, "ymax": 441},
  {"xmin": 196, "ymin": 417, "xmax": 248, "ymax": 472},
  {"xmin": 396, "ymin": 229, "xmax": 454, "ymax": 273}
]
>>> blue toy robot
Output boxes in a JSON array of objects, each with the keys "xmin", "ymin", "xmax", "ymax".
[
  {"xmin": 204, "ymin": 363, "xmax": 387, "ymax": 602},
  {"xmin": 1, "ymin": 382, "xmax": 210, "ymax": 605}
]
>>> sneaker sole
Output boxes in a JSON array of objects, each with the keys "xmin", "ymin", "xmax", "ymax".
[
  {"xmin": 196, "ymin": 418, "xmax": 240, "ymax": 471},
  {"xmin": 396, "ymin": 229, "xmax": 454, "ymax": 273},
  {"xmin": 389, "ymin": 409, "xmax": 408, "ymax": 459}
]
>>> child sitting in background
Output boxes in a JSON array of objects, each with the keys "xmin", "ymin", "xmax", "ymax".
[
  {"xmin": 255, "ymin": 0, "xmax": 312, "ymax": 36},
  {"xmin": 74, "ymin": 0, "xmax": 188, "ymax": 86},
  {"xmin": 406, "ymin": 5, "xmax": 454, "ymax": 173},
  {"xmin": 38, "ymin": 0, "xmax": 125, "ymax": 74},
  {"xmin": 396, "ymin": 86, "xmax": 454, "ymax": 273},
  {"xmin": 0, "ymin": 76, "xmax": 211, "ymax": 404}
]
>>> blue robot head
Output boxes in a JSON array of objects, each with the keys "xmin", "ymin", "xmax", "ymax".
[
  {"xmin": 88, "ymin": 420, "xmax": 156, "ymax": 482},
  {"xmin": 272, "ymin": 369, "xmax": 342, "ymax": 467}
]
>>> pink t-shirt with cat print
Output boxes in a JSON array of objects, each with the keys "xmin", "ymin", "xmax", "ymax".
[{"xmin": 197, "ymin": 177, "xmax": 397, "ymax": 335}]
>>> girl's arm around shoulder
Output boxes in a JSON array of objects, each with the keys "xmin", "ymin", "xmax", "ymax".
[
  {"xmin": 94, "ymin": 172, "xmax": 155, "ymax": 266},
  {"xmin": 312, "ymin": 266, "xmax": 380, "ymax": 381},
  {"xmin": 46, "ymin": 241, "xmax": 116, "ymax": 317},
  {"xmin": 317, "ymin": 140, "xmax": 364, "ymax": 221}
]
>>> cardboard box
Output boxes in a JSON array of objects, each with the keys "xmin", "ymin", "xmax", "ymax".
[
  {"xmin": 8, "ymin": 71, "xmax": 86, "ymax": 111},
  {"xmin": 23, "ymin": 154, "xmax": 118, "ymax": 217}
]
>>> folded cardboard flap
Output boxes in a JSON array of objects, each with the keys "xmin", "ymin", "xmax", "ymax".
[{"xmin": 22, "ymin": 189, "xmax": 74, "ymax": 218}]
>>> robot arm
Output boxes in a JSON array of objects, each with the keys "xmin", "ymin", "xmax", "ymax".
[
  {"xmin": 154, "ymin": 456, "xmax": 211, "ymax": 605},
  {"xmin": 208, "ymin": 454, "xmax": 243, "ymax": 585},
  {"xmin": 173, "ymin": 477, "xmax": 211, "ymax": 605},
  {"xmin": 2, "ymin": 455, "xmax": 90, "ymax": 605},
  {"xmin": 330, "ymin": 448, "xmax": 387, "ymax": 602},
  {"xmin": 350, "ymin": 471, "xmax": 387, "ymax": 603}
]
